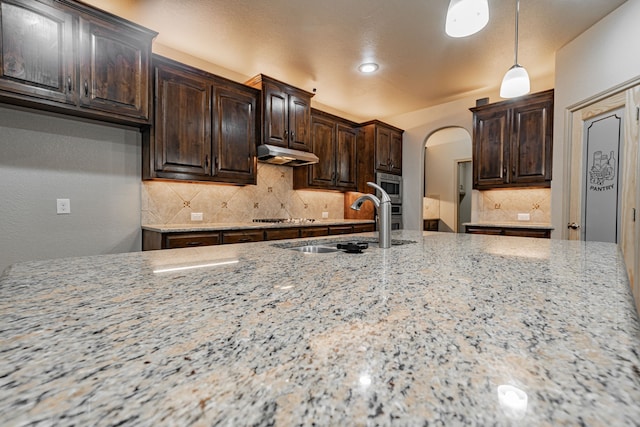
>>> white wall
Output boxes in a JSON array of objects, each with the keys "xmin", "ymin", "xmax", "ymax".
[
  {"xmin": 424, "ymin": 128, "xmax": 472, "ymax": 232},
  {"xmin": 0, "ymin": 106, "xmax": 142, "ymax": 274},
  {"xmin": 552, "ymin": 0, "xmax": 640, "ymax": 239}
]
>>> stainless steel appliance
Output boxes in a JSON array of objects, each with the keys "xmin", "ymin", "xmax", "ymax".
[
  {"xmin": 391, "ymin": 204, "xmax": 402, "ymax": 230},
  {"xmin": 375, "ymin": 173, "xmax": 402, "ymax": 229},
  {"xmin": 375, "ymin": 172, "xmax": 402, "ymax": 205}
]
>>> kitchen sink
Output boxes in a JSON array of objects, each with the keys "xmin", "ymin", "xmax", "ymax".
[{"xmin": 289, "ymin": 245, "xmax": 340, "ymax": 254}]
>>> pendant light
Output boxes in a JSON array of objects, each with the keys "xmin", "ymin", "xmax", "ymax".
[
  {"xmin": 445, "ymin": 0, "xmax": 489, "ymax": 38},
  {"xmin": 500, "ymin": 0, "xmax": 530, "ymax": 98}
]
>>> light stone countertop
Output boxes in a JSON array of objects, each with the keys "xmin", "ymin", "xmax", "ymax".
[
  {"xmin": 142, "ymin": 218, "xmax": 375, "ymax": 233},
  {"xmin": 1, "ymin": 230, "xmax": 639, "ymax": 425}
]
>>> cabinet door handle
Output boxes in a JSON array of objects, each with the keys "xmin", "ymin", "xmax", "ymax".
[
  {"xmin": 290, "ymin": 130, "xmax": 295, "ymax": 139},
  {"xmin": 283, "ymin": 130, "xmax": 288, "ymax": 140},
  {"xmin": 83, "ymin": 80, "xmax": 89, "ymax": 97},
  {"xmin": 567, "ymin": 223, "xmax": 581, "ymax": 230},
  {"xmin": 205, "ymin": 155, "xmax": 210, "ymax": 169},
  {"xmin": 214, "ymin": 156, "xmax": 218, "ymax": 170},
  {"xmin": 186, "ymin": 241, "xmax": 203, "ymax": 246},
  {"xmin": 67, "ymin": 76, "xmax": 72, "ymax": 92}
]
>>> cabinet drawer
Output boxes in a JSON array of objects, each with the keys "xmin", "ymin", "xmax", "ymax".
[
  {"xmin": 353, "ymin": 224, "xmax": 375, "ymax": 233},
  {"xmin": 465, "ymin": 226, "xmax": 503, "ymax": 236},
  {"xmin": 300, "ymin": 226, "xmax": 329, "ymax": 238},
  {"xmin": 504, "ymin": 228, "xmax": 551, "ymax": 239},
  {"xmin": 264, "ymin": 228, "xmax": 300, "ymax": 241},
  {"xmin": 222, "ymin": 230, "xmax": 264, "ymax": 244},
  {"xmin": 328, "ymin": 225, "xmax": 354, "ymax": 235},
  {"xmin": 466, "ymin": 226, "xmax": 551, "ymax": 239},
  {"xmin": 165, "ymin": 232, "xmax": 220, "ymax": 248},
  {"xmin": 423, "ymin": 219, "xmax": 439, "ymax": 231}
]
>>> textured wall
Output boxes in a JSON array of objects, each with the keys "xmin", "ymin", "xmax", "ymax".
[{"xmin": 0, "ymin": 106, "xmax": 142, "ymax": 274}]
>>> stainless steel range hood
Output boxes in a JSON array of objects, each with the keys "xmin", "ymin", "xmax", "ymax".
[{"xmin": 257, "ymin": 144, "xmax": 319, "ymax": 166}]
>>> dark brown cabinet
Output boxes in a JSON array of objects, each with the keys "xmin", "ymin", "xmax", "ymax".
[
  {"xmin": 357, "ymin": 120, "xmax": 404, "ymax": 193},
  {"xmin": 77, "ymin": 13, "xmax": 152, "ymax": 120},
  {"xmin": 221, "ymin": 230, "xmax": 264, "ymax": 244},
  {"xmin": 465, "ymin": 225, "xmax": 551, "ymax": 239},
  {"xmin": 0, "ymin": 0, "xmax": 156, "ymax": 126},
  {"xmin": 423, "ymin": 219, "xmax": 439, "ymax": 231},
  {"xmin": 470, "ymin": 89, "xmax": 553, "ymax": 189},
  {"xmin": 142, "ymin": 223, "xmax": 375, "ymax": 250},
  {"xmin": 246, "ymin": 74, "xmax": 314, "ymax": 152},
  {"xmin": 293, "ymin": 109, "xmax": 358, "ymax": 191},
  {"xmin": 143, "ymin": 230, "xmax": 221, "ymax": 250},
  {"xmin": 144, "ymin": 55, "xmax": 258, "ymax": 185}
]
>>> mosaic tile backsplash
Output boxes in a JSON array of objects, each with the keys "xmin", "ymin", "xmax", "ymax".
[
  {"xmin": 476, "ymin": 188, "xmax": 551, "ymax": 223},
  {"xmin": 141, "ymin": 163, "xmax": 345, "ymax": 224}
]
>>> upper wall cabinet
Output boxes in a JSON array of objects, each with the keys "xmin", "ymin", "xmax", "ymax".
[
  {"xmin": 470, "ymin": 89, "xmax": 554, "ymax": 190},
  {"xmin": 143, "ymin": 55, "xmax": 259, "ymax": 185},
  {"xmin": 246, "ymin": 74, "xmax": 314, "ymax": 152},
  {"xmin": 356, "ymin": 120, "xmax": 404, "ymax": 193},
  {"xmin": 293, "ymin": 109, "xmax": 358, "ymax": 191},
  {"xmin": 0, "ymin": 0, "xmax": 156, "ymax": 126}
]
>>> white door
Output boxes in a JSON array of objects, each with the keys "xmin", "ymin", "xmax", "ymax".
[{"xmin": 581, "ymin": 109, "xmax": 624, "ymax": 243}]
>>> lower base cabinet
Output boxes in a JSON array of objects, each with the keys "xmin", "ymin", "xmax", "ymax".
[
  {"xmin": 465, "ymin": 225, "xmax": 551, "ymax": 239},
  {"xmin": 142, "ymin": 223, "xmax": 376, "ymax": 250}
]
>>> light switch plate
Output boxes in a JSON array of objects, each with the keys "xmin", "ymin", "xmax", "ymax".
[
  {"xmin": 517, "ymin": 213, "xmax": 530, "ymax": 221},
  {"xmin": 56, "ymin": 198, "xmax": 70, "ymax": 215},
  {"xmin": 322, "ymin": 212, "xmax": 329, "ymax": 219},
  {"xmin": 191, "ymin": 212, "xmax": 203, "ymax": 221}
]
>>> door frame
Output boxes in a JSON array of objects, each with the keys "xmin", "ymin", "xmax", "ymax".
[
  {"xmin": 453, "ymin": 158, "xmax": 472, "ymax": 233},
  {"xmin": 564, "ymin": 78, "xmax": 640, "ymax": 310}
]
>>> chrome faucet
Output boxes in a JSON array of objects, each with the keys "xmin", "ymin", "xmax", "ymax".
[{"xmin": 350, "ymin": 182, "xmax": 392, "ymax": 249}]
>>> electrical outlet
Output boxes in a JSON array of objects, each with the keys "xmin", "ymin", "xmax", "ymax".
[
  {"xmin": 191, "ymin": 212, "xmax": 203, "ymax": 221},
  {"xmin": 517, "ymin": 213, "xmax": 531, "ymax": 221},
  {"xmin": 56, "ymin": 198, "xmax": 70, "ymax": 215},
  {"xmin": 322, "ymin": 212, "xmax": 329, "ymax": 219}
]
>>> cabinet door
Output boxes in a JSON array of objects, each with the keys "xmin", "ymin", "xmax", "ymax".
[
  {"xmin": 262, "ymin": 80, "xmax": 288, "ymax": 147},
  {"xmin": 288, "ymin": 93, "xmax": 312, "ymax": 151},
  {"xmin": 154, "ymin": 64, "xmax": 211, "ymax": 176},
  {"xmin": 374, "ymin": 126, "xmax": 391, "ymax": 171},
  {"xmin": 510, "ymin": 98, "xmax": 553, "ymax": 184},
  {"xmin": 78, "ymin": 16, "xmax": 151, "ymax": 120},
  {"xmin": 389, "ymin": 130, "xmax": 403, "ymax": 175},
  {"xmin": 308, "ymin": 114, "xmax": 336, "ymax": 187},
  {"xmin": 211, "ymin": 84, "xmax": 257, "ymax": 184},
  {"xmin": 473, "ymin": 108, "xmax": 509, "ymax": 188},
  {"xmin": 0, "ymin": 0, "xmax": 75, "ymax": 104},
  {"xmin": 335, "ymin": 123, "xmax": 357, "ymax": 189}
]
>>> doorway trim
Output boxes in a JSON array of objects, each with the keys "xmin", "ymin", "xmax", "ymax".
[
  {"xmin": 453, "ymin": 158, "xmax": 472, "ymax": 233},
  {"xmin": 564, "ymin": 77, "xmax": 640, "ymax": 311}
]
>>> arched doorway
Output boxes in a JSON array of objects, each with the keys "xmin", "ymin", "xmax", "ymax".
[{"xmin": 423, "ymin": 127, "xmax": 472, "ymax": 232}]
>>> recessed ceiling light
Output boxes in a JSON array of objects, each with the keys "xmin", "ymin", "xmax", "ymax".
[{"xmin": 358, "ymin": 63, "xmax": 379, "ymax": 73}]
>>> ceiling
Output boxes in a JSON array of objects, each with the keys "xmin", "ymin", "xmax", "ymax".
[{"xmin": 85, "ymin": 0, "xmax": 626, "ymax": 121}]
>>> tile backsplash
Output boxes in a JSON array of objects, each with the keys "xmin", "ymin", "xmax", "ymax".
[
  {"xmin": 142, "ymin": 163, "xmax": 344, "ymax": 224},
  {"xmin": 476, "ymin": 188, "xmax": 551, "ymax": 223}
]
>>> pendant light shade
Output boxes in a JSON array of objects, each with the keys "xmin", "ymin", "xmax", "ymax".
[
  {"xmin": 500, "ymin": 0, "xmax": 530, "ymax": 98},
  {"xmin": 445, "ymin": 0, "xmax": 489, "ymax": 38},
  {"xmin": 500, "ymin": 65, "xmax": 530, "ymax": 98}
]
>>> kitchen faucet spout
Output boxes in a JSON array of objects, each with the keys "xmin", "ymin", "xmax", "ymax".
[{"xmin": 350, "ymin": 182, "xmax": 392, "ymax": 249}]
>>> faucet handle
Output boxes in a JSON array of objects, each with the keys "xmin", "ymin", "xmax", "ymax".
[{"xmin": 367, "ymin": 182, "xmax": 391, "ymax": 203}]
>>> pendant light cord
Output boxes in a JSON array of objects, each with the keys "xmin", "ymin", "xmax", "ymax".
[{"xmin": 514, "ymin": 0, "xmax": 520, "ymax": 66}]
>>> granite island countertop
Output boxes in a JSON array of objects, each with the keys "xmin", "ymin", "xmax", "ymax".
[{"xmin": 1, "ymin": 231, "xmax": 639, "ymax": 425}]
